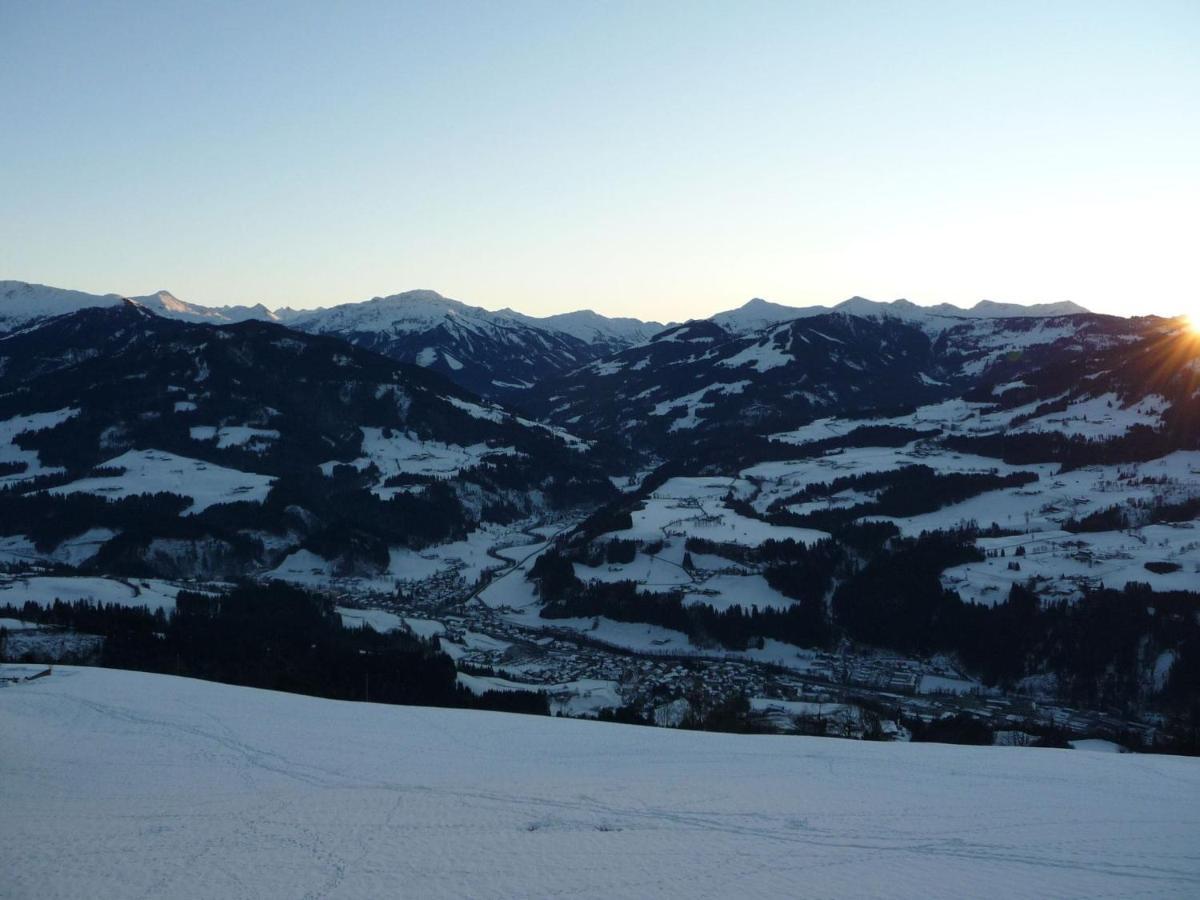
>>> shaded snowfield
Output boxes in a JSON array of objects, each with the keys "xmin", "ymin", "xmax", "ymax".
[
  {"xmin": 48, "ymin": 449, "xmax": 274, "ymax": 514},
  {"xmin": 3, "ymin": 667, "xmax": 1199, "ymax": 899},
  {"xmin": 0, "ymin": 574, "xmax": 185, "ymax": 612}
]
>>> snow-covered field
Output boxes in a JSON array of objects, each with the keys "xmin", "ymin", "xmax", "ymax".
[
  {"xmin": 320, "ymin": 426, "xmax": 519, "ymax": 497},
  {"xmin": 268, "ymin": 522, "xmax": 547, "ymax": 594},
  {"xmin": 871, "ymin": 451, "xmax": 1200, "ymax": 537},
  {"xmin": 618, "ymin": 476, "xmax": 827, "ymax": 547},
  {"xmin": 2, "ymin": 666, "xmax": 1198, "ymax": 899},
  {"xmin": 0, "ymin": 528, "xmax": 117, "ymax": 567},
  {"xmin": 0, "ymin": 408, "xmax": 79, "ymax": 487},
  {"xmin": 0, "ymin": 574, "xmax": 184, "ymax": 612},
  {"xmin": 771, "ymin": 392, "xmax": 1171, "ymax": 445},
  {"xmin": 49, "ymin": 449, "xmax": 274, "ymax": 514},
  {"xmin": 944, "ymin": 524, "xmax": 1200, "ymax": 604},
  {"xmin": 189, "ymin": 424, "xmax": 281, "ymax": 452}
]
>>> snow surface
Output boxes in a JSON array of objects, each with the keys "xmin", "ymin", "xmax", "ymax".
[
  {"xmin": 0, "ymin": 408, "xmax": 79, "ymax": 486},
  {"xmin": 0, "ymin": 575, "xmax": 182, "ymax": 612},
  {"xmin": 0, "ymin": 281, "xmax": 278, "ymax": 330},
  {"xmin": 267, "ymin": 524, "xmax": 536, "ymax": 595},
  {"xmin": 285, "ymin": 289, "xmax": 664, "ymax": 349},
  {"xmin": 943, "ymin": 524, "xmax": 1200, "ymax": 605},
  {"xmin": 505, "ymin": 307, "xmax": 668, "ymax": 345},
  {"xmin": 2, "ymin": 666, "xmax": 1197, "ymax": 899},
  {"xmin": 336, "ymin": 606, "xmax": 406, "ymax": 633},
  {"xmin": 443, "ymin": 395, "xmax": 507, "ymax": 423},
  {"xmin": 189, "ymin": 425, "xmax": 281, "ymax": 450},
  {"xmin": 456, "ymin": 672, "xmax": 622, "ymax": 717},
  {"xmin": 717, "ymin": 334, "xmax": 793, "ymax": 372},
  {"xmin": 1070, "ymin": 739, "xmax": 1128, "ymax": 753},
  {"xmin": 321, "ymin": 427, "xmax": 518, "ymax": 496},
  {"xmin": 769, "ymin": 396, "xmax": 1069, "ymax": 445},
  {"xmin": 873, "ymin": 451, "xmax": 1200, "ymax": 538},
  {"xmin": 650, "ymin": 381, "xmax": 751, "ymax": 431},
  {"xmin": 0, "ymin": 528, "xmax": 117, "ymax": 568},
  {"xmin": 1011, "ymin": 392, "xmax": 1167, "ymax": 438},
  {"xmin": 48, "ymin": 449, "xmax": 274, "ymax": 514},
  {"xmin": 619, "ymin": 477, "xmax": 826, "ymax": 547}
]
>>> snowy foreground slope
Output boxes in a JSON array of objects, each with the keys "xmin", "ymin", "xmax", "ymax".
[{"xmin": 2, "ymin": 668, "xmax": 1198, "ymax": 899}]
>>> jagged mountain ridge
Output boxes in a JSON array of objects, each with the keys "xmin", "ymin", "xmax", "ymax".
[
  {"xmin": 0, "ymin": 281, "xmax": 283, "ymax": 330},
  {"xmin": 6, "ymin": 280, "xmax": 1103, "ymax": 403},
  {"xmin": 0, "ymin": 282, "xmax": 671, "ymax": 400},
  {"xmin": 284, "ymin": 290, "xmax": 645, "ymax": 399}
]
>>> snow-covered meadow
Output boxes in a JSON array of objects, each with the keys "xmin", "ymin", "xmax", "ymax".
[
  {"xmin": 0, "ymin": 574, "xmax": 186, "ymax": 612},
  {"xmin": 0, "ymin": 408, "xmax": 79, "ymax": 487},
  {"xmin": 2, "ymin": 666, "xmax": 1197, "ymax": 899},
  {"xmin": 48, "ymin": 449, "xmax": 274, "ymax": 514}
]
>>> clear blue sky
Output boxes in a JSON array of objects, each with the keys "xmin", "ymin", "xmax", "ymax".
[{"xmin": 2, "ymin": 1, "xmax": 1197, "ymax": 320}]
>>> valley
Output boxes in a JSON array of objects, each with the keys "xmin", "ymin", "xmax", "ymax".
[{"xmin": 2, "ymin": 288, "xmax": 1198, "ymax": 755}]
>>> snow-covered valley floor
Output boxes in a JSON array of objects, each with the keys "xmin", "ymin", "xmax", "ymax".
[{"xmin": 2, "ymin": 667, "xmax": 1198, "ymax": 899}]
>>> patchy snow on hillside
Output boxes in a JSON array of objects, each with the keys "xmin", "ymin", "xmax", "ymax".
[
  {"xmin": 770, "ymin": 396, "xmax": 1067, "ymax": 446},
  {"xmin": 619, "ymin": 477, "xmax": 826, "ymax": 547},
  {"xmin": 717, "ymin": 336, "xmax": 793, "ymax": 372},
  {"xmin": 575, "ymin": 548, "xmax": 796, "ymax": 612},
  {"xmin": 943, "ymin": 524, "xmax": 1200, "ymax": 605},
  {"xmin": 443, "ymin": 395, "xmax": 507, "ymax": 423},
  {"xmin": 0, "ymin": 575, "xmax": 183, "ymax": 612},
  {"xmin": 514, "ymin": 415, "xmax": 593, "ymax": 451},
  {"xmin": 3, "ymin": 666, "xmax": 1197, "ymax": 899},
  {"xmin": 336, "ymin": 606, "xmax": 406, "ymax": 633},
  {"xmin": 575, "ymin": 553, "xmax": 695, "ymax": 590},
  {"xmin": 874, "ymin": 451, "xmax": 1200, "ymax": 537},
  {"xmin": 0, "ymin": 528, "xmax": 117, "ymax": 568},
  {"xmin": 945, "ymin": 319, "xmax": 1083, "ymax": 376},
  {"xmin": 682, "ymin": 572, "xmax": 796, "ymax": 612},
  {"xmin": 588, "ymin": 358, "xmax": 626, "ymax": 376},
  {"xmin": 0, "ymin": 408, "xmax": 79, "ymax": 486},
  {"xmin": 1011, "ymin": 393, "xmax": 1168, "ymax": 438},
  {"xmin": 322, "ymin": 427, "xmax": 519, "ymax": 495},
  {"xmin": 189, "ymin": 424, "xmax": 281, "ymax": 450},
  {"xmin": 741, "ymin": 445, "xmax": 1034, "ymax": 516},
  {"xmin": 456, "ymin": 672, "xmax": 622, "ymax": 717},
  {"xmin": 48, "ymin": 449, "xmax": 274, "ymax": 514},
  {"xmin": 269, "ymin": 523, "xmax": 542, "ymax": 596},
  {"xmin": 651, "ymin": 381, "xmax": 751, "ymax": 431}
]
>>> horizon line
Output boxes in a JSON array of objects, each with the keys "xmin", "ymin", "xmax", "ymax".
[{"xmin": 2, "ymin": 277, "xmax": 1128, "ymax": 322}]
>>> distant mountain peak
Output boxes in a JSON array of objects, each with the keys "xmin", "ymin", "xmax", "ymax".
[
  {"xmin": 970, "ymin": 299, "xmax": 1090, "ymax": 317},
  {"xmin": 370, "ymin": 289, "xmax": 451, "ymax": 305}
]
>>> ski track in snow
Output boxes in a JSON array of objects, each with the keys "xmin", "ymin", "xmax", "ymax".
[{"xmin": 2, "ymin": 667, "xmax": 1199, "ymax": 899}]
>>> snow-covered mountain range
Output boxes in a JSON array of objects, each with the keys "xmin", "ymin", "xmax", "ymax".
[
  {"xmin": 0, "ymin": 280, "xmax": 282, "ymax": 330},
  {"xmin": 0, "ymin": 282, "xmax": 670, "ymax": 398},
  {"xmin": 710, "ymin": 296, "xmax": 1091, "ymax": 335},
  {"xmin": 283, "ymin": 290, "xmax": 666, "ymax": 397},
  {"xmin": 4, "ymin": 280, "xmax": 1097, "ymax": 400}
]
